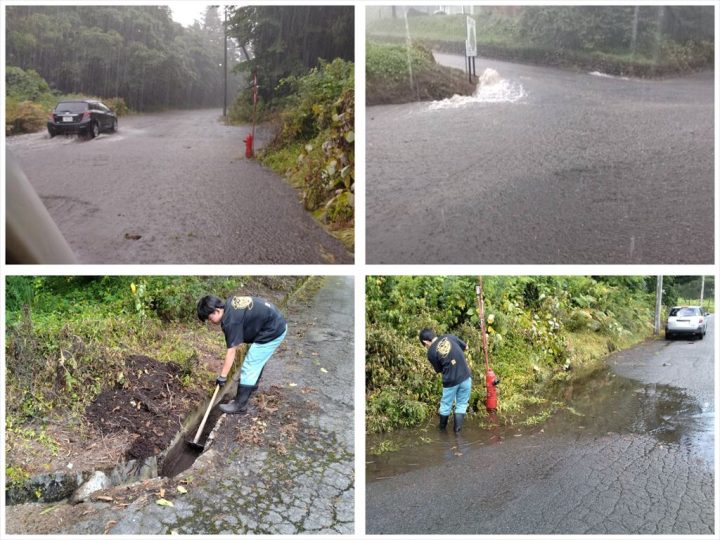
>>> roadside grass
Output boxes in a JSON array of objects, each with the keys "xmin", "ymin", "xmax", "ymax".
[
  {"xmin": 676, "ymin": 297, "xmax": 715, "ymax": 313},
  {"xmin": 251, "ymin": 59, "xmax": 355, "ymax": 251},
  {"xmin": 4, "ymin": 276, "xmax": 304, "ymax": 475},
  {"xmin": 367, "ymin": 13, "xmax": 713, "ymax": 77},
  {"xmin": 366, "ymin": 41, "xmax": 475, "ymax": 105}
]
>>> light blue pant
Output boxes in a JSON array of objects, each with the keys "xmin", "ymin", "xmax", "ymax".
[
  {"xmin": 439, "ymin": 377, "xmax": 472, "ymax": 416},
  {"xmin": 239, "ymin": 328, "xmax": 287, "ymax": 386}
]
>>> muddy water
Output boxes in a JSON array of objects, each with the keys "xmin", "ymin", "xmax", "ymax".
[{"xmin": 368, "ymin": 366, "xmax": 714, "ymax": 481}]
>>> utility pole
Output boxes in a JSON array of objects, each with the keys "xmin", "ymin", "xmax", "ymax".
[
  {"xmin": 700, "ymin": 276, "xmax": 705, "ymax": 307},
  {"xmin": 223, "ymin": 5, "xmax": 228, "ymax": 118},
  {"xmin": 654, "ymin": 275, "xmax": 663, "ymax": 335},
  {"xmin": 630, "ymin": 6, "xmax": 639, "ymax": 57},
  {"xmin": 654, "ymin": 6, "xmax": 665, "ymax": 66}
]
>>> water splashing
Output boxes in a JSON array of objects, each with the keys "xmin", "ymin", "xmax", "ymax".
[
  {"xmin": 429, "ymin": 68, "xmax": 526, "ymax": 110},
  {"xmin": 589, "ymin": 71, "xmax": 630, "ymax": 81}
]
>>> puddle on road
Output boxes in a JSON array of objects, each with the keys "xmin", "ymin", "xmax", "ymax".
[
  {"xmin": 429, "ymin": 68, "xmax": 527, "ymax": 110},
  {"xmin": 367, "ymin": 367, "xmax": 714, "ymax": 481}
]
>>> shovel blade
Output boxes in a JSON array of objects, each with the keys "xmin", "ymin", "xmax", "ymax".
[{"xmin": 185, "ymin": 439, "xmax": 205, "ymax": 452}]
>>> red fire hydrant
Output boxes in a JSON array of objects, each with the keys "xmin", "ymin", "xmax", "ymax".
[
  {"xmin": 244, "ymin": 134, "xmax": 254, "ymax": 158},
  {"xmin": 485, "ymin": 368, "xmax": 499, "ymax": 412}
]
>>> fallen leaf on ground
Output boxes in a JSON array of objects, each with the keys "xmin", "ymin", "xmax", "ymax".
[
  {"xmin": 95, "ymin": 495, "xmax": 114, "ymax": 502},
  {"xmin": 288, "ymin": 383, "xmax": 297, "ymax": 387},
  {"xmin": 39, "ymin": 504, "xmax": 62, "ymax": 515},
  {"xmin": 156, "ymin": 498, "xmax": 174, "ymax": 507},
  {"xmin": 176, "ymin": 486, "xmax": 187, "ymax": 494},
  {"xmin": 104, "ymin": 520, "xmax": 117, "ymax": 534},
  {"xmin": 320, "ymin": 368, "xmax": 328, "ymax": 373}
]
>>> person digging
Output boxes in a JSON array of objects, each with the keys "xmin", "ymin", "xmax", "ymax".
[
  {"xmin": 420, "ymin": 328, "xmax": 472, "ymax": 433},
  {"xmin": 198, "ymin": 295, "xmax": 287, "ymax": 414}
]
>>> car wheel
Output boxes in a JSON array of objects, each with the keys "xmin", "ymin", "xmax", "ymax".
[
  {"xmin": 89, "ymin": 121, "xmax": 99, "ymax": 139},
  {"xmin": 110, "ymin": 118, "xmax": 118, "ymax": 133},
  {"xmin": 665, "ymin": 331, "xmax": 672, "ymax": 340},
  {"xmin": 698, "ymin": 332, "xmax": 704, "ymax": 340},
  {"xmin": 48, "ymin": 128, "xmax": 56, "ymax": 138}
]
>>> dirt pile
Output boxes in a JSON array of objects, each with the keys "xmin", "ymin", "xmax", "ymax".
[{"xmin": 85, "ymin": 355, "xmax": 205, "ymax": 460}]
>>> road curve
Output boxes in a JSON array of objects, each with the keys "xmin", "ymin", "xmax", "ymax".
[
  {"xmin": 7, "ymin": 110, "xmax": 352, "ymax": 264},
  {"xmin": 366, "ymin": 54, "xmax": 713, "ymax": 264}
]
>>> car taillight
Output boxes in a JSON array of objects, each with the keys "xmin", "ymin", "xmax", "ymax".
[
  {"xmin": 698, "ymin": 317, "xmax": 704, "ymax": 324},
  {"xmin": 48, "ymin": 113, "xmax": 54, "ymax": 121},
  {"xmin": 82, "ymin": 111, "xmax": 91, "ymax": 120}
]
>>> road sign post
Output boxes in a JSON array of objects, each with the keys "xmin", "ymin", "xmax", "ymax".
[{"xmin": 466, "ymin": 16, "xmax": 477, "ymax": 84}]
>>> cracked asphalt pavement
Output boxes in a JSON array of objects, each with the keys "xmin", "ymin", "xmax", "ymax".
[{"xmin": 366, "ymin": 315, "xmax": 714, "ymax": 534}]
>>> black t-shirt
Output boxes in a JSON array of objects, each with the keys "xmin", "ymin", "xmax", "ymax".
[
  {"xmin": 221, "ymin": 296, "xmax": 287, "ymax": 348},
  {"xmin": 427, "ymin": 334, "xmax": 471, "ymax": 388}
]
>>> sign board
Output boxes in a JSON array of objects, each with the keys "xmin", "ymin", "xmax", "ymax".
[{"xmin": 466, "ymin": 16, "xmax": 477, "ymax": 57}]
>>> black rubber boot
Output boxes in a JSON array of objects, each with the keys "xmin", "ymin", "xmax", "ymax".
[
  {"xmin": 438, "ymin": 415, "xmax": 450, "ymax": 431},
  {"xmin": 453, "ymin": 413, "xmax": 465, "ymax": 433},
  {"xmin": 252, "ymin": 366, "xmax": 266, "ymax": 391},
  {"xmin": 219, "ymin": 384, "xmax": 254, "ymax": 414}
]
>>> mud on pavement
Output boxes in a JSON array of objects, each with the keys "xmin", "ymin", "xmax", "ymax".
[{"xmin": 6, "ymin": 276, "xmax": 355, "ymax": 535}]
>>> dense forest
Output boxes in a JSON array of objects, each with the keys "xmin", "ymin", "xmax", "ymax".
[
  {"xmin": 5, "ymin": 5, "xmax": 238, "ymax": 111},
  {"xmin": 366, "ymin": 275, "xmax": 714, "ymax": 433},
  {"xmin": 228, "ymin": 5, "xmax": 354, "ymax": 105}
]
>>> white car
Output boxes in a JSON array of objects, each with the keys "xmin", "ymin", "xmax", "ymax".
[{"xmin": 665, "ymin": 306, "xmax": 707, "ymax": 340}]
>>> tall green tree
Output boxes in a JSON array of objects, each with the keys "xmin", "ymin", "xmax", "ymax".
[
  {"xmin": 5, "ymin": 5, "xmax": 241, "ymax": 111},
  {"xmin": 228, "ymin": 6, "xmax": 353, "ymax": 102}
]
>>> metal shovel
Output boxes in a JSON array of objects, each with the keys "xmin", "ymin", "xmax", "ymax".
[{"xmin": 186, "ymin": 384, "xmax": 220, "ymax": 451}]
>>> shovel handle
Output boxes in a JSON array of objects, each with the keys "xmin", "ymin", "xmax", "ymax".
[{"xmin": 192, "ymin": 384, "xmax": 220, "ymax": 445}]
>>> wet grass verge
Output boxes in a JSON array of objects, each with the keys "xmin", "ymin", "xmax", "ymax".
[
  {"xmin": 367, "ymin": 42, "xmax": 475, "ymax": 105},
  {"xmin": 369, "ymin": 35, "xmax": 713, "ymax": 79}
]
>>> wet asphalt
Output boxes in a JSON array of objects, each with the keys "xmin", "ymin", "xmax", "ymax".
[
  {"xmin": 6, "ymin": 110, "xmax": 352, "ymax": 264},
  {"xmin": 366, "ymin": 315, "xmax": 715, "ymax": 534},
  {"xmin": 366, "ymin": 53, "xmax": 714, "ymax": 264}
]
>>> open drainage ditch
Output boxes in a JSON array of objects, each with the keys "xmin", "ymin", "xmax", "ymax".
[
  {"xmin": 6, "ymin": 382, "xmax": 231, "ymax": 506},
  {"xmin": 160, "ymin": 405, "xmax": 226, "ymax": 478}
]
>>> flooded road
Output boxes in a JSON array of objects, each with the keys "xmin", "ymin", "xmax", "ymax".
[
  {"xmin": 366, "ymin": 315, "xmax": 714, "ymax": 534},
  {"xmin": 6, "ymin": 110, "xmax": 351, "ymax": 264},
  {"xmin": 366, "ymin": 53, "xmax": 714, "ymax": 264}
]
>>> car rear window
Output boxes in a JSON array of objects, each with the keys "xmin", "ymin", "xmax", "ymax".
[
  {"xmin": 670, "ymin": 307, "xmax": 700, "ymax": 317},
  {"xmin": 54, "ymin": 102, "xmax": 88, "ymax": 113}
]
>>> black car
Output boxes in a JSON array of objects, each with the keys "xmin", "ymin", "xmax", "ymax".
[{"xmin": 47, "ymin": 100, "xmax": 117, "ymax": 139}]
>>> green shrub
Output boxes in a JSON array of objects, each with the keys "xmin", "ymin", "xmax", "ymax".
[
  {"xmin": 6, "ymin": 66, "xmax": 51, "ymax": 100},
  {"xmin": 366, "ymin": 276, "xmax": 657, "ymax": 433},
  {"xmin": 6, "ymin": 99, "xmax": 48, "ymax": 135},
  {"xmin": 366, "ymin": 42, "xmax": 475, "ymax": 105},
  {"xmin": 256, "ymin": 59, "xmax": 355, "ymax": 241},
  {"xmin": 105, "ymin": 97, "xmax": 129, "ymax": 117}
]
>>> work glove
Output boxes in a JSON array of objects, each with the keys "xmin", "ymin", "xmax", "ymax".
[{"xmin": 215, "ymin": 375, "xmax": 227, "ymax": 388}]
